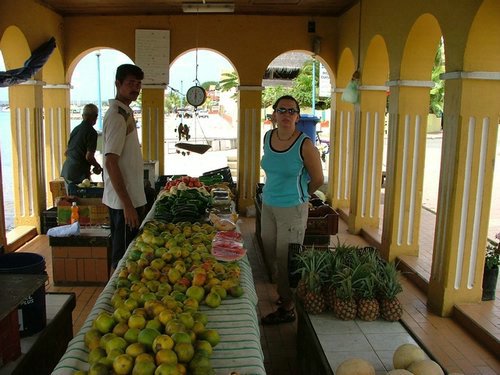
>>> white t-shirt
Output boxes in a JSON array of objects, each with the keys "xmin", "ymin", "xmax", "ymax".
[{"xmin": 102, "ymin": 99, "xmax": 146, "ymax": 209}]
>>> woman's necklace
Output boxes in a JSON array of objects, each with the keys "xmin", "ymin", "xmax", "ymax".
[{"xmin": 276, "ymin": 130, "xmax": 295, "ymax": 141}]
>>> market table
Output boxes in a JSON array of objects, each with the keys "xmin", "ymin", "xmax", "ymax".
[{"xmin": 51, "ymin": 204, "xmax": 265, "ymax": 375}]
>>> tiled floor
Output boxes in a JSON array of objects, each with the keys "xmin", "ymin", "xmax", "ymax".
[{"xmin": 14, "ymin": 215, "xmax": 500, "ymax": 375}]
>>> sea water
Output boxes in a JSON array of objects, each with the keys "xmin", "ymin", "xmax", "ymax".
[{"xmin": 0, "ymin": 112, "xmax": 82, "ymax": 230}]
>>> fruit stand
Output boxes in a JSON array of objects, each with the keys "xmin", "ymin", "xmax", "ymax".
[{"xmin": 51, "ymin": 178, "xmax": 265, "ymax": 375}]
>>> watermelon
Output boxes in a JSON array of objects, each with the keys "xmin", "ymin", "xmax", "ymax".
[
  {"xmin": 214, "ymin": 230, "xmax": 243, "ymax": 243},
  {"xmin": 211, "ymin": 239, "xmax": 246, "ymax": 261}
]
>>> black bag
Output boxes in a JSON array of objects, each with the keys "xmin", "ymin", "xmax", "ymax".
[{"xmin": 288, "ymin": 243, "xmax": 304, "ymax": 288}]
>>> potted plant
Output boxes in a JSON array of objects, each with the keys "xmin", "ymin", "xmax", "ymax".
[{"xmin": 482, "ymin": 236, "xmax": 500, "ymax": 301}]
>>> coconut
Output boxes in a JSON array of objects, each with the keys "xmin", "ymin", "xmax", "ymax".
[
  {"xmin": 387, "ymin": 370, "xmax": 413, "ymax": 375},
  {"xmin": 407, "ymin": 359, "xmax": 444, "ymax": 375},
  {"xmin": 336, "ymin": 358, "xmax": 375, "ymax": 375},
  {"xmin": 393, "ymin": 343, "xmax": 426, "ymax": 369}
]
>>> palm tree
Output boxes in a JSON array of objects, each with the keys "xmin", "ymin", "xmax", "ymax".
[
  {"xmin": 430, "ymin": 38, "xmax": 445, "ymax": 117},
  {"xmin": 219, "ymin": 71, "xmax": 239, "ymax": 99}
]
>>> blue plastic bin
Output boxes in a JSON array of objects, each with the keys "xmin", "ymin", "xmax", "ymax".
[{"xmin": 297, "ymin": 114, "xmax": 320, "ymax": 141}]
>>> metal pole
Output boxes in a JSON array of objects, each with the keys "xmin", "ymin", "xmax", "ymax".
[
  {"xmin": 96, "ymin": 51, "xmax": 102, "ymax": 131},
  {"xmin": 180, "ymin": 80, "xmax": 184, "ymax": 108},
  {"xmin": 312, "ymin": 57, "xmax": 316, "ymax": 117}
]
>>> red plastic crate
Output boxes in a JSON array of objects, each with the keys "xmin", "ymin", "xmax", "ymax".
[{"xmin": 0, "ymin": 309, "xmax": 21, "ymax": 366}]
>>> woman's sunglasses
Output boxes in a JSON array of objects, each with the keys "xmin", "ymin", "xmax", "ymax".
[{"xmin": 275, "ymin": 107, "xmax": 299, "ymax": 115}]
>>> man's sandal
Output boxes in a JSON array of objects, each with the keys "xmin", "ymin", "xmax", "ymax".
[{"xmin": 261, "ymin": 307, "xmax": 296, "ymax": 325}]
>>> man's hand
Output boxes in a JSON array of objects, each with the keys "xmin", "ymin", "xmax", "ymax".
[{"xmin": 123, "ymin": 203, "xmax": 140, "ymax": 229}]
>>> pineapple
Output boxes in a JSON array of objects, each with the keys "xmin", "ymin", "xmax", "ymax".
[
  {"xmin": 295, "ymin": 249, "xmax": 330, "ymax": 314},
  {"xmin": 356, "ymin": 274, "xmax": 380, "ymax": 321},
  {"xmin": 330, "ymin": 244, "xmax": 364, "ymax": 320},
  {"xmin": 378, "ymin": 261, "xmax": 403, "ymax": 321},
  {"xmin": 296, "ymin": 278, "xmax": 308, "ymax": 301},
  {"xmin": 322, "ymin": 249, "xmax": 341, "ymax": 311},
  {"xmin": 333, "ymin": 271, "xmax": 357, "ymax": 320},
  {"xmin": 294, "ymin": 247, "xmax": 320, "ymax": 301},
  {"xmin": 355, "ymin": 249, "xmax": 381, "ymax": 321},
  {"xmin": 322, "ymin": 284, "xmax": 336, "ymax": 312}
]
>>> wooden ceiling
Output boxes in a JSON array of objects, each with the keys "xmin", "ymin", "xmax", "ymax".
[{"xmin": 37, "ymin": 0, "xmax": 359, "ymax": 17}]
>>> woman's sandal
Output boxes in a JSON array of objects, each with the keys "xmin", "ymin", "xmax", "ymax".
[{"xmin": 261, "ymin": 307, "xmax": 296, "ymax": 325}]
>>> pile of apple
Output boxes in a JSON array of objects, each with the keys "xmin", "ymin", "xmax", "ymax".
[{"xmin": 80, "ymin": 219, "xmax": 244, "ymax": 375}]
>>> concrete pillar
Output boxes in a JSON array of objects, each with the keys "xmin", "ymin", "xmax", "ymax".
[
  {"xmin": 237, "ymin": 85, "xmax": 263, "ymax": 213},
  {"xmin": 43, "ymin": 84, "xmax": 71, "ymax": 208},
  {"xmin": 330, "ymin": 91, "xmax": 355, "ymax": 211},
  {"xmin": 141, "ymin": 87, "xmax": 165, "ymax": 175},
  {"xmin": 380, "ymin": 81, "xmax": 432, "ymax": 261},
  {"xmin": 9, "ymin": 80, "xmax": 45, "ymax": 229},
  {"xmin": 428, "ymin": 72, "xmax": 500, "ymax": 316},
  {"xmin": 347, "ymin": 87, "xmax": 387, "ymax": 233}
]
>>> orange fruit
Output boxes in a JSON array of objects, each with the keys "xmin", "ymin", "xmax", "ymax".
[
  {"xmin": 152, "ymin": 334, "xmax": 175, "ymax": 353},
  {"xmin": 154, "ymin": 363, "xmax": 180, "ymax": 375},
  {"xmin": 128, "ymin": 314, "xmax": 147, "ymax": 330},
  {"xmin": 125, "ymin": 342, "xmax": 146, "ymax": 357},
  {"xmin": 137, "ymin": 327, "xmax": 161, "ymax": 350},
  {"xmin": 112, "ymin": 353, "xmax": 134, "ymax": 374},
  {"xmin": 131, "ymin": 359, "xmax": 156, "ymax": 375},
  {"xmin": 84, "ymin": 328, "xmax": 102, "ymax": 351},
  {"xmin": 198, "ymin": 329, "xmax": 220, "ymax": 347},
  {"xmin": 174, "ymin": 342, "xmax": 194, "ymax": 363},
  {"xmin": 155, "ymin": 348, "xmax": 178, "ymax": 366},
  {"xmin": 171, "ymin": 332, "xmax": 191, "ymax": 345}
]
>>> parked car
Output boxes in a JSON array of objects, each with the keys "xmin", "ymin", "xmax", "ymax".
[{"xmin": 176, "ymin": 108, "xmax": 193, "ymax": 118}]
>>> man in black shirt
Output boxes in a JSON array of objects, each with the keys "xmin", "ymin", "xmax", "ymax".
[{"xmin": 61, "ymin": 103, "xmax": 102, "ymax": 195}]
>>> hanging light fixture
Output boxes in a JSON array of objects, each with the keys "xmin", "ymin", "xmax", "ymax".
[
  {"xmin": 342, "ymin": 0, "xmax": 362, "ymax": 104},
  {"xmin": 182, "ymin": 2, "xmax": 235, "ymax": 13}
]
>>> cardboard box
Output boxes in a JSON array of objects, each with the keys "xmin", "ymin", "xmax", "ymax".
[
  {"xmin": 49, "ymin": 179, "xmax": 67, "ymax": 206},
  {"xmin": 56, "ymin": 196, "xmax": 109, "ymax": 226}
]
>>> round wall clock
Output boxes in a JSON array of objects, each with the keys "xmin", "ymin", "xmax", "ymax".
[{"xmin": 186, "ymin": 85, "xmax": 207, "ymax": 107}]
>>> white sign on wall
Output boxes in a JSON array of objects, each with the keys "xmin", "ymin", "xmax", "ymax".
[
  {"xmin": 319, "ymin": 63, "xmax": 331, "ymax": 98},
  {"xmin": 135, "ymin": 29, "xmax": 170, "ymax": 86}
]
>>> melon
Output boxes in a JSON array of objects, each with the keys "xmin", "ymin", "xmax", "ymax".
[
  {"xmin": 336, "ymin": 358, "xmax": 375, "ymax": 375},
  {"xmin": 407, "ymin": 359, "xmax": 444, "ymax": 375},
  {"xmin": 393, "ymin": 343, "xmax": 426, "ymax": 369},
  {"xmin": 387, "ymin": 370, "xmax": 413, "ymax": 375}
]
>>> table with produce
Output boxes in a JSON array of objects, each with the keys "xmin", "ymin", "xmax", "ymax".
[{"xmin": 51, "ymin": 175, "xmax": 265, "ymax": 375}]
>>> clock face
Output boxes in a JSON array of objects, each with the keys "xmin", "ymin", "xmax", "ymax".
[{"xmin": 186, "ymin": 86, "xmax": 206, "ymax": 107}]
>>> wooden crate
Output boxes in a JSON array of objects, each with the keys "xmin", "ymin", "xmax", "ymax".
[{"xmin": 306, "ymin": 210, "xmax": 339, "ymax": 235}]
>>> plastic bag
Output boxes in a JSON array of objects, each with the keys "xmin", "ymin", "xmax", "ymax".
[
  {"xmin": 47, "ymin": 221, "xmax": 80, "ymax": 237},
  {"xmin": 341, "ymin": 79, "xmax": 359, "ymax": 104}
]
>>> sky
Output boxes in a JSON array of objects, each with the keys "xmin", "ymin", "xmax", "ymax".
[{"xmin": 0, "ymin": 48, "xmax": 233, "ymax": 103}]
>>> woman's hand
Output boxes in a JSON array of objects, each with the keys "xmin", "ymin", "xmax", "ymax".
[{"xmin": 302, "ymin": 138, "xmax": 324, "ymax": 195}]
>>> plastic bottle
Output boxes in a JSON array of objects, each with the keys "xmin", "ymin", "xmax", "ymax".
[{"xmin": 70, "ymin": 201, "xmax": 79, "ymax": 224}]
